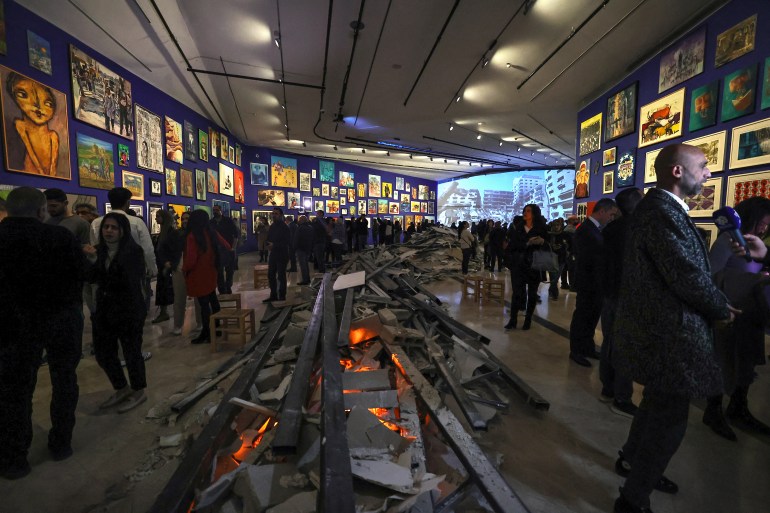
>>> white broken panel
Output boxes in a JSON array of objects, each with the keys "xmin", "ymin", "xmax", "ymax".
[
  {"xmin": 233, "ymin": 463, "xmax": 309, "ymax": 513},
  {"xmin": 194, "ymin": 464, "xmax": 250, "ymax": 511},
  {"xmin": 255, "ymin": 364, "xmax": 285, "ymax": 391},
  {"xmin": 351, "ymin": 459, "xmax": 436, "ymax": 495},
  {"xmin": 333, "ymin": 270, "xmax": 366, "ymax": 291},
  {"xmin": 346, "ymin": 406, "xmax": 411, "ymax": 455},
  {"xmin": 258, "ymin": 373, "xmax": 293, "ymax": 402},
  {"xmin": 342, "ymin": 369, "xmax": 391, "ymax": 392},
  {"xmin": 343, "ymin": 390, "xmax": 398, "ymax": 410}
]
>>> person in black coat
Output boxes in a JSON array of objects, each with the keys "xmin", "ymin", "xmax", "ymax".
[
  {"xmin": 0, "ymin": 187, "xmax": 86, "ymax": 478},
  {"xmin": 211, "ymin": 205, "xmax": 239, "ymax": 294},
  {"xmin": 568, "ymin": 198, "xmax": 618, "ymax": 367},
  {"xmin": 90, "ymin": 212, "xmax": 149, "ymax": 413},
  {"xmin": 504, "ymin": 204, "xmax": 548, "ymax": 331},
  {"xmin": 294, "ymin": 215, "xmax": 314, "ymax": 285},
  {"xmin": 312, "ymin": 210, "xmax": 330, "ymax": 272},
  {"xmin": 287, "ymin": 216, "xmax": 298, "ymax": 272},
  {"xmin": 265, "ymin": 207, "xmax": 291, "ymax": 301}
]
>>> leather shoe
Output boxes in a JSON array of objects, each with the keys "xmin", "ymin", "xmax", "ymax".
[
  {"xmin": 48, "ymin": 445, "xmax": 73, "ymax": 462},
  {"xmin": 569, "ymin": 353, "xmax": 591, "ymax": 367},
  {"xmin": 615, "ymin": 452, "xmax": 678, "ymax": 494},
  {"xmin": 586, "ymin": 349, "xmax": 601, "ymax": 360},
  {"xmin": 614, "ymin": 493, "xmax": 653, "ymax": 513}
]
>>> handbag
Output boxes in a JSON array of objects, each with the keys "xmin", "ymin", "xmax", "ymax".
[{"xmin": 530, "ymin": 246, "xmax": 559, "ymax": 273}]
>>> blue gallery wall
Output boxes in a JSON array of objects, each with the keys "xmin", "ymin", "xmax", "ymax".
[
  {"xmin": 575, "ymin": 0, "xmax": 769, "ymax": 212},
  {"xmin": 0, "ymin": 1, "xmax": 437, "ymax": 252}
]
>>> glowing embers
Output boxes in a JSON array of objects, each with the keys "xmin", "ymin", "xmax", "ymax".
[{"xmin": 230, "ymin": 417, "xmax": 278, "ymax": 464}]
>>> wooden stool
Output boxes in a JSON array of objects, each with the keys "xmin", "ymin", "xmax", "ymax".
[
  {"xmin": 463, "ymin": 275, "xmax": 484, "ymax": 302},
  {"xmin": 483, "ymin": 278, "xmax": 505, "ymax": 304},
  {"xmin": 210, "ymin": 308, "xmax": 256, "ymax": 352},
  {"xmin": 253, "ymin": 264, "xmax": 269, "ymax": 289},
  {"xmin": 218, "ymin": 293, "xmax": 242, "ymax": 310}
]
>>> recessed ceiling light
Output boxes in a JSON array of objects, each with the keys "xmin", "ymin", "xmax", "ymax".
[
  {"xmin": 506, "ymin": 63, "xmax": 513, "ymax": 68},
  {"xmin": 449, "ymin": 124, "xmax": 454, "ymax": 131},
  {"xmin": 333, "ymin": 145, "xmax": 338, "ymax": 150},
  {"xmin": 362, "ymin": 149, "xmax": 366, "ymax": 154},
  {"xmin": 455, "ymin": 96, "xmax": 461, "ymax": 103},
  {"xmin": 481, "ymin": 58, "xmax": 489, "ymax": 68},
  {"xmin": 499, "ymin": 140, "xmax": 503, "ymax": 146},
  {"xmin": 476, "ymin": 134, "xmax": 482, "ymax": 140}
]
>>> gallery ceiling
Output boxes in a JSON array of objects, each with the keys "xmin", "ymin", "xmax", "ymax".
[{"xmin": 20, "ymin": 0, "xmax": 727, "ymax": 180}]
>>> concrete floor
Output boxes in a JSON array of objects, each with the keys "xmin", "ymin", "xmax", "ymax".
[{"xmin": 2, "ymin": 252, "xmax": 768, "ymax": 513}]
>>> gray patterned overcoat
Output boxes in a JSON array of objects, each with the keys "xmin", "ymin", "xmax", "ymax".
[{"xmin": 612, "ymin": 188, "xmax": 730, "ymax": 398}]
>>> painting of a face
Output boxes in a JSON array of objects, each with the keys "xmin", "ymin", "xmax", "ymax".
[{"xmin": 11, "ymin": 76, "xmax": 55, "ymax": 125}]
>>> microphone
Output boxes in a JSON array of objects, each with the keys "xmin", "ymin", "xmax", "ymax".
[{"xmin": 713, "ymin": 206, "xmax": 751, "ymax": 261}]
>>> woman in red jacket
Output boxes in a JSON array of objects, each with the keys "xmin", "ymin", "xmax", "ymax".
[{"xmin": 183, "ymin": 210, "xmax": 230, "ymax": 344}]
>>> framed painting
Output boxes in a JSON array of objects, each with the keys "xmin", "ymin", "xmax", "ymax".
[
  {"xmin": 358, "ymin": 183, "xmax": 366, "ymax": 198},
  {"xmin": 405, "ymin": 183, "xmax": 411, "ymax": 192},
  {"xmin": 339, "ymin": 170, "xmax": 354, "ymax": 187},
  {"xmin": 347, "ymin": 188, "xmax": 355, "ymax": 202},
  {"xmin": 195, "ymin": 169, "xmax": 206, "ymax": 201},
  {"xmin": 689, "ymin": 81, "xmax": 719, "ymax": 133},
  {"xmin": 164, "ymin": 116, "xmax": 183, "ymax": 163},
  {"xmin": 314, "ymin": 200, "xmax": 325, "ymax": 212},
  {"xmin": 428, "ymin": 202, "xmax": 435, "ymax": 214},
  {"xmin": 340, "ymin": 196, "xmax": 346, "ymax": 206},
  {"xmin": 389, "ymin": 202, "xmax": 400, "ymax": 215},
  {"xmin": 235, "ymin": 143, "xmax": 242, "ymax": 167},
  {"xmin": 165, "ymin": 168, "xmax": 177, "ymax": 196},
  {"xmin": 320, "ymin": 160, "xmax": 335, "ymax": 182},
  {"xmin": 258, "ymin": 190, "xmax": 285, "ymax": 207},
  {"xmin": 322, "ymin": 183, "xmax": 330, "ymax": 196},
  {"xmin": 77, "ymin": 133, "xmax": 114, "ymax": 190},
  {"xmin": 762, "ymin": 57, "xmax": 770, "ymax": 110},
  {"xmin": 367, "ymin": 199, "xmax": 377, "ymax": 215},
  {"xmin": 638, "ymin": 87, "xmax": 684, "ymax": 148},
  {"xmin": 220, "ymin": 133, "xmax": 228, "ymax": 158},
  {"xmin": 183, "ymin": 121, "xmax": 197, "ymax": 162},
  {"xmin": 685, "ymin": 177, "xmax": 722, "ymax": 217},
  {"xmin": 377, "ymin": 199, "xmax": 388, "ymax": 214},
  {"xmin": 211, "ymin": 199, "xmax": 230, "ymax": 217},
  {"xmin": 207, "ymin": 168, "xmax": 219, "ymax": 193},
  {"xmin": 726, "ymin": 169, "xmax": 770, "ymax": 207},
  {"xmin": 694, "ymin": 223, "xmax": 718, "ymax": 249},
  {"xmin": 270, "ymin": 156, "xmax": 298, "ymax": 187},
  {"xmin": 209, "ymin": 128, "xmax": 218, "ymax": 158},
  {"xmin": 148, "ymin": 202, "xmax": 164, "ymax": 235},
  {"xmin": 312, "ymin": 186, "xmax": 321, "ymax": 197},
  {"xmin": 69, "ymin": 45, "xmax": 133, "ymax": 139},
  {"xmin": 228, "ymin": 145, "xmax": 234, "ymax": 164},
  {"xmin": 234, "ymin": 169, "xmax": 244, "ymax": 204},
  {"xmin": 302, "ymin": 197, "xmax": 313, "ymax": 210},
  {"xmin": 219, "ymin": 163, "xmax": 234, "ymax": 197},
  {"xmin": 616, "ymin": 152, "xmax": 635, "ymax": 188},
  {"xmin": 729, "ymin": 117, "xmax": 770, "ymax": 170},
  {"xmin": 122, "ymin": 170, "xmax": 144, "ymax": 200},
  {"xmin": 326, "ymin": 200, "xmax": 340, "ymax": 214},
  {"xmin": 418, "ymin": 184, "xmax": 429, "ymax": 200},
  {"xmin": 603, "ymin": 171, "xmax": 614, "ymax": 194},
  {"xmin": 134, "ymin": 104, "xmax": 163, "ymax": 173},
  {"xmin": 400, "ymin": 194, "xmax": 410, "ymax": 212},
  {"xmin": 574, "ymin": 158, "xmax": 590, "ymax": 198},
  {"xmin": 721, "ymin": 64, "xmax": 756, "ymax": 123},
  {"xmin": 287, "ymin": 192, "xmax": 300, "ymax": 209},
  {"xmin": 128, "ymin": 204, "xmax": 143, "ymax": 218},
  {"xmin": 396, "ymin": 177, "xmax": 404, "ymax": 190},
  {"xmin": 118, "ymin": 143, "xmax": 129, "ymax": 166},
  {"xmin": 715, "ymin": 15, "xmax": 756, "ymax": 68},
  {"xmin": 179, "ymin": 167, "xmax": 193, "ymax": 197},
  {"xmin": 368, "ymin": 175, "xmax": 381, "ymax": 197},
  {"xmin": 644, "ymin": 148, "xmax": 662, "ymax": 184},
  {"xmin": 299, "ymin": 172, "xmax": 311, "ymax": 191},
  {"xmin": 658, "ymin": 27, "xmax": 705, "ymax": 93},
  {"xmin": 27, "ymin": 31, "xmax": 52, "ymax": 75},
  {"xmin": 150, "ymin": 178, "xmax": 162, "ymax": 196},
  {"xmin": 420, "ymin": 202, "xmax": 428, "ymax": 213},
  {"xmin": 358, "ymin": 199, "xmax": 367, "ymax": 214},
  {"xmin": 0, "ymin": 66, "xmax": 71, "ymax": 180},
  {"xmin": 579, "ymin": 112, "xmax": 601, "ymax": 155},
  {"xmin": 605, "ymin": 82, "xmax": 637, "ymax": 142},
  {"xmin": 194, "ymin": 204, "xmax": 212, "ymax": 217},
  {"xmin": 602, "ymin": 147, "xmax": 616, "ymax": 166},
  {"xmin": 430, "ymin": 190, "xmax": 435, "ymax": 200},
  {"xmin": 684, "ymin": 131, "xmax": 726, "ymax": 172},
  {"xmin": 330, "ymin": 186, "xmax": 339, "ymax": 199},
  {"xmin": 250, "ymin": 163, "xmax": 268, "ymax": 185},
  {"xmin": 576, "ymin": 202, "xmax": 588, "ymax": 222},
  {"xmin": 410, "ymin": 200, "xmax": 421, "ymax": 212},
  {"xmin": 198, "ymin": 129, "xmax": 208, "ymax": 162}
]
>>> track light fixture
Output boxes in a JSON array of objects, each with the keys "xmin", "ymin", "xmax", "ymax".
[
  {"xmin": 362, "ymin": 149, "xmax": 366, "ymax": 154},
  {"xmin": 409, "ymin": 154, "xmax": 413, "ymax": 159},
  {"xmin": 430, "ymin": 157, "xmax": 433, "ymax": 161},
  {"xmin": 273, "ymin": 30, "xmax": 281, "ymax": 48},
  {"xmin": 476, "ymin": 134, "xmax": 482, "ymax": 140},
  {"xmin": 499, "ymin": 140, "xmax": 503, "ymax": 147},
  {"xmin": 386, "ymin": 151, "xmax": 390, "ymax": 156},
  {"xmin": 517, "ymin": 147, "xmax": 521, "ymax": 151},
  {"xmin": 449, "ymin": 124, "xmax": 454, "ymax": 131},
  {"xmin": 302, "ymin": 142, "xmax": 306, "ymax": 147},
  {"xmin": 481, "ymin": 58, "xmax": 490, "ymax": 68},
  {"xmin": 455, "ymin": 96, "xmax": 461, "ymax": 103},
  {"xmin": 333, "ymin": 145, "xmax": 338, "ymax": 150}
]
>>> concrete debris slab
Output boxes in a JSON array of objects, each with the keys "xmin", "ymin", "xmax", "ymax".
[
  {"xmin": 194, "ymin": 464, "xmax": 250, "ymax": 511},
  {"xmin": 343, "ymin": 390, "xmax": 398, "ymax": 410},
  {"xmin": 255, "ymin": 364, "xmax": 285, "ymax": 391},
  {"xmin": 217, "ymin": 498, "xmax": 242, "ymax": 513},
  {"xmin": 342, "ymin": 369, "xmax": 391, "ymax": 392},
  {"xmin": 258, "ymin": 374, "xmax": 293, "ymax": 402},
  {"xmin": 377, "ymin": 309, "xmax": 398, "ymax": 326},
  {"xmin": 333, "ymin": 270, "xmax": 366, "ymax": 291},
  {"xmin": 350, "ymin": 459, "xmax": 432, "ymax": 495},
  {"xmin": 233, "ymin": 463, "xmax": 309, "ymax": 513},
  {"xmin": 228, "ymin": 397, "xmax": 279, "ymax": 418},
  {"xmin": 266, "ymin": 346, "xmax": 300, "ymax": 365},
  {"xmin": 290, "ymin": 310, "xmax": 312, "ymax": 324},
  {"xmin": 346, "ymin": 406, "xmax": 410, "ymax": 455},
  {"xmin": 265, "ymin": 490, "xmax": 317, "ymax": 513},
  {"xmin": 282, "ymin": 324, "xmax": 306, "ymax": 347},
  {"xmin": 158, "ymin": 433, "xmax": 184, "ymax": 448}
]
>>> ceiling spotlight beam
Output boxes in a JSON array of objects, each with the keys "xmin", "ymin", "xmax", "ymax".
[
  {"xmin": 354, "ymin": 0, "xmax": 393, "ymax": 125},
  {"xmin": 275, "ymin": 0, "xmax": 290, "ymax": 140},
  {"xmin": 403, "ymin": 0, "xmax": 461, "ymax": 106},
  {"xmin": 219, "ymin": 57, "xmax": 247, "ymax": 141},
  {"xmin": 334, "ymin": 0, "xmax": 367, "ymax": 128},
  {"xmin": 510, "ymin": 126, "xmax": 571, "ymax": 159},
  {"xmin": 423, "ymin": 135, "xmax": 542, "ymax": 166}
]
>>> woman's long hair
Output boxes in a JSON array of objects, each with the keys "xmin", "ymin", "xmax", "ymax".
[
  {"xmin": 187, "ymin": 209, "xmax": 215, "ymax": 252},
  {"xmin": 735, "ymin": 197, "xmax": 770, "ymax": 236},
  {"xmin": 523, "ymin": 203, "xmax": 547, "ymax": 230},
  {"xmin": 96, "ymin": 213, "xmax": 138, "ymax": 265},
  {"xmin": 156, "ymin": 209, "xmax": 176, "ymax": 246}
]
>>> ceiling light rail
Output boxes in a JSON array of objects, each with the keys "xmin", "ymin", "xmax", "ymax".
[
  {"xmin": 334, "ymin": 0, "xmax": 368, "ymax": 130},
  {"xmin": 510, "ymin": 126, "xmax": 571, "ymax": 159},
  {"xmin": 353, "ymin": 0, "xmax": 393, "ymax": 125},
  {"xmin": 185, "ymin": 68, "xmax": 323, "ymax": 89}
]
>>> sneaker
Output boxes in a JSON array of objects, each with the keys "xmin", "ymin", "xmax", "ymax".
[
  {"xmin": 610, "ymin": 400, "xmax": 638, "ymax": 418},
  {"xmin": 171, "ymin": 327, "xmax": 182, "ymax": 336},
  {"xmin": 117, "ymin": 390, "xmax": 147, "ymax": 413},
  {"xmin": 99, "ymin": 386, "xmax": 132, "ymax": 409},
  {"xmin": 120, "ymin": 351, "xmax": 152, "ymax": 367}
]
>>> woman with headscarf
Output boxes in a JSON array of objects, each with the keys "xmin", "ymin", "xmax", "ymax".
[
  {"xmin": 183, "ymin": 210, "xmax": 231, "ymax": 344},
  {"xmin": 90, "ymin": 213, "xmax": 148, "ymax": 413}
]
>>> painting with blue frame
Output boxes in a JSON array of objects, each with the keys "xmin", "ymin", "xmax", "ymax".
[
  {"xmin": 721, "ymin": 64, "xmax": 756, "ymax": 122},
  {"xmin": 689, "ymin": 80, "xmax": 719, "ymax": 132}
]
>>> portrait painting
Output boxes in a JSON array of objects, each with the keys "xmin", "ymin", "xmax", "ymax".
[
  {"xmin": 411, "ymin": 200, "xmax": 421, "ymax": 212},
  {"xmin": 180, "ymin": 167, "xmax": 193, "ymax": 197},
  {"xmin": 122, "ymin": 170, "xmax": 144, "ymax": 200},
  {"xmin": 320, "ymin": 160, "xmax": 335, "ymax": 182},
  {"xmin": 658, "ymin": 27, "xmax": 704, "ymax": 93},
  {"xmin": 428, "ymin": 202, "xmax": 435, "ymax": 214},
  {"xmin": 369, "ymin": 174, "xmax": 381, "ymax": 198},
  {"xmin": 219, "ymin": 163, "xmax": 234, "ymax": 197},
  {"xmin": 605, "ymin": 82, "xmax": 637, "ymax": 142},
  {"xmin": 27, "ymin": 30, "xmax": 51, "ymax": 75},
  {"xmin": 401, "ymin": 194, "xmax": 410, "ymax": 212},
  {"xmin": 644, "ymin": 148, "xmax": 661, "ymax": 184},
  {"xmin": 70, "ymin": 45, "xmax": 133, "ymax": 139},
  {"xmin": 368, "ymin": 199, "xmax": 377, "ymax": 215},
  {"xmin": 331, "ymin": 186, "xmax": 338, "ymax": 199},
  {"xmin": 356, "ymin": 199, "xmax": 365, "ymax": 213},
  {"xmin": 148, "ymin": 202, "xmax": 164, "ymax": 234},
  {"xmin": 228, "ymin": 145, "xmax": 234, "ymax": 163},
  {"xmin": 339, "ymin": 170, "xmax": 354, "ymax": 187},
  {"xmin": 271, "ymin": 156, "xmax": 298, "ymax": 187},
  {"xmin": 326, "ymin": 200, "xmax": 340, "ymax": 214},
  {"xmin": 258, "ymin": 189, "xmax": 286, "ymax": 207},
  {"xmin": 579, "ymin": 112, "xmax": 601, "ymax": 156},
  {"xmin": 314, "ymin": 200, "xmax": 325, "ymax": 212},
  {"xmin": 728, "ymin": 117, "xmax": 770, "ymax": 170},
  {"xmin": 406, "ymin": 183, "xmax": 411, "ymax": 192},
  {"xmin": 347, "ymin": 188, "xmax": 355, "ymax": 202},
  {"xmin": 313, "ymin": 187, "xmax": 321, "ymax": 197},
  {"xmin": 721, "ymin": 64, "xmax": 756, "ymax": 123},
  {"xmin": 615, "ymin": 152, "xmax": 635, "ymax": 188},
  {"xmin": 211, "ymin": 199, "xmax": 230, "ymax": 217},
  {"xmin": 358, "ymin": 183, "xmax": 366, "ymax": 198},
  {"xmin": 207, "ymin": 168, "xmax": 219, "ymax": 193},
  {"xmin": 118, "ymin": 143, "xmax": 129, "ymax": 166},
  {"xmin": 638, "ymin": 88, "xmax": 684, "ymax": 148},
  {"xmin": 76, "ymin": 133, "xmax": 113, "ymax": 190},
  {"xmin": 396, "ymin": 177, "xmax": 404, "ymax": 190},
  {"xmin": 418, "ymin": 184, "xmax": 429, "ymax": 200},
  {"xmin": 220, "ymin": 133, "xmax": 228, "ymax": 159},
  {"xmin": 689, "ymin": 81, "xmax": 719, "ymax": 132},
  {"xmin": 574, "ymin": 158, "xmax": 590, "ymax": 198},
  {"xmin": 322, "ymin": 183, "xmax": 330, "ymax": 196},
  {"xmin": 389, "ymin": 202, "xmax": 400, "ymax": 215},
  {"xmin": 684, "ymin": 131, "xmax": 726, "ymax": 172},
  {"xmin": 378, "ymin": 199, "xmax": 388, "ymax": 215},
  {"xmin": 382, "ymin": 182, "xmax": 392, "ymax": 199},
  {"xmin": 685, "ymin": 177, "xmax": 722, "ymax": 217},
  {"xmin": 196, "ymin": 169, "xmax": 206, "ymax": 201},
  {"xmin": 0, "ymin": 66, "xmax": 71, "ymax": 180},
  {"xmin": 183, "ymin": 121, "xmax": 196, "ymax": 162},
  {"xmin": 340, "ymin": 196, "xmax": 346, "ymax": 206},
  {"xmin": 602, "ymin": 147, "xmax": 616, "ymax": 166},
  {"xmin": 715, "ymin": 15, "xmax": 756, "ymax": 68},
  {"xmin": 165, "ymin": 168, "xmax": 177, "ymax": 196},
  {"xmin": 251, "ymin": 163, "xmax": 268, "ymax": 185},
  {"xmin": 299, "ymin": 172, "xmax": 311, "ymax": 191},
  {"xmin": 235, "ymin": 144, "xmax": 242, "ymax": 167},
  {"xmin": 150, "ymin": 178, "xmax": 162, "ymax": 196},
  {"xmin": 164, "ymin": 116, "xmax": 183, "ymax": 163},
  {"xmin": 287, "ymin": 192, "xmax": 300, "ymax": 210},
  {"xmin": 234, "ymin": 169, "xmax": 245, "ymax": 204},
  {"xmin": 198, "ymin": 129, "xmax": 208, "ymax": 162},
  {"xmin": 209, "ymin": 128, "xmax": 218, "ymax": 158},
  {"xmin": 134, "ymin": 104, "xmax": 163, "ymax": 173}
]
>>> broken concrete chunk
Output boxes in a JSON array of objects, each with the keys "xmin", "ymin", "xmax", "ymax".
[
  {"xmin": 343, "ymin": 390, "xmax": 398, "ymax": 410},
  {"xmin": 342, "ymin": 369, "xmax": 391, "ymax": 392},
  {"xmin": 195, "ymin": 464, "xmax": 250, "ymax": 511},
  {"xmin": 283, "ymin": 324, "xmax": 306, "ymax": 347},
  {"xmin": 256, "ymin": 364, "xmax": 285, "ymax": 391},
  {"xmin": 265, "ymin": 490, "xmax": 316, "ymax": 513},
  {"xmin": 266, "ymin": 346, "xmax": 299, "ymax": 365},
  {"xmin": 233, "ymin": 463, "xmax": 308, "ymax": 513},
  {"xmin": 258, "ymin": 373, "xmax": 293, "ymax": 402},
  {"xmin": 291, "ymin": 310, "xmax": 312, "ymax": 324},
  {"xmin": 158, "ymin": 433, "xmax": 184, "ymax": 448},
  {"xmin": 347, "ymin": 406, "xmax": 411, "ymax": 455},
  {"xmin": 378, "ymin": 309, "xmax": 398, "ymax": 326},
  {"xmin": 350, "ymin": 458, "xmax": 415, "ymax": 494}
]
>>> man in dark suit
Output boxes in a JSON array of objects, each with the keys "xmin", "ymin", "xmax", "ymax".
[
  {"xmin": 568, "ymin": 198, "xmax": 618, "ymax": 367},
  {"xmin": 611, "ymin": 144, "xmax": 736, "ymax": 513}
]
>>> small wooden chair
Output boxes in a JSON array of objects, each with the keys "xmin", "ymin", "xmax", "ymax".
[
  {"xmin": 253, "ymin": 264, "xmax": 269, "ymax": 289},
  {"xmin": 218, "ymin": 293, "xmax": 242, "ymax": 310},
  {"xmin": 210, "ymin": 308, "xmax": 256, "ymax": 352},
  {"xmin": 463, "ymin": 275, "xmax": 484, "ymax": 302},
  {"xmin": 483, "ymin": 278, "xmax": 505, "ymax": 304}
]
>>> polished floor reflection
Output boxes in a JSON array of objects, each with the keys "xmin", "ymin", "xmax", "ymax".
[{"xmin": 2, "ymin": 254, "xmax": 768, "ymax": 513}]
